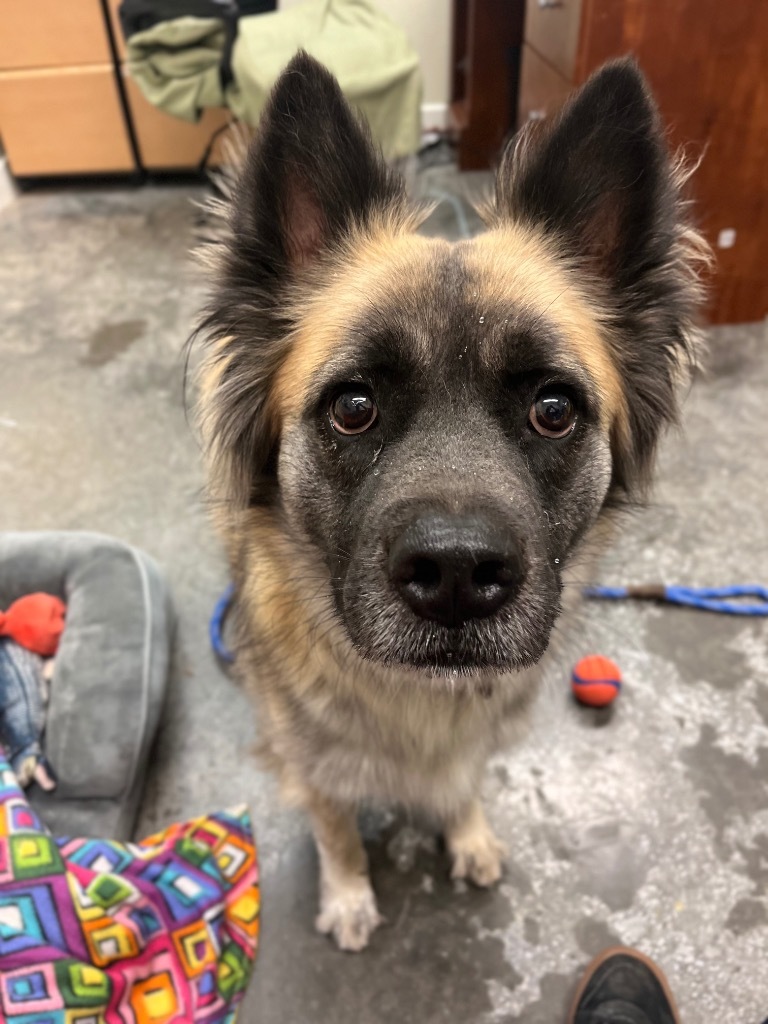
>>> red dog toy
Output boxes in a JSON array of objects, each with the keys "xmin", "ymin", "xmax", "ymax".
[{"xmin": 0, "ymin": 593, "xmax": 66, "ymax": 657}]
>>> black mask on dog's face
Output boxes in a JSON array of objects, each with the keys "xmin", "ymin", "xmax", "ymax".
[
  {"xmin": 276, "ymin": 236, "xmax": 614, "ymax": 674},
  {"xmin": 200, "ymin": 53, "xmax": 703, "ymax": 675}
]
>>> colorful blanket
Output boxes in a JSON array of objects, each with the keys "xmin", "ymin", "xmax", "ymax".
[{"xmin": 0, "ymin": 751, "xmax": 259, "ymax": 1022}]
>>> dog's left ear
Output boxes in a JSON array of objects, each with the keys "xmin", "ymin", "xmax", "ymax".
[
  {"xmin": 495, "ymin": 58, "xmax": 671, "ymax": 284},
  {"xmin": 494, "ymin": 58, "xmax": 707, "ymax": 494}
]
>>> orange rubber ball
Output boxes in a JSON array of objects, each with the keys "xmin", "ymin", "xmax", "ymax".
[{"xmin": 571, "ymin": 654, "xmax": 622, "ymax": 707}]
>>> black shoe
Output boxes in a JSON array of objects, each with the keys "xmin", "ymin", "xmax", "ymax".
[{"xmin": 568, "ymin": 947, "xmax": 681, "ymax": 1024}]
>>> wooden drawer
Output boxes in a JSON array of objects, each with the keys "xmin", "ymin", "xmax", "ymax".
[
  {"xmin": 0, "ymin": 66, "xmax": 135, "ymax": 176},
  {"xmin": 123, "ymin": 72, "xmax": 236, "ymax": 170},
  {"xmin": 518, "ymin": 43, "xmax": 573, "ymax": 126},
  {"xmin": 0, "ymin": 0, "xmax": 111, "ymax": 70},
  {"xmin": 525, "ymin": 0, "xmax": 582, "ymax": 81}
]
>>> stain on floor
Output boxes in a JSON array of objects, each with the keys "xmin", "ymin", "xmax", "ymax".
[{"xmin": 83, "ymin": 319, "xmax": 146, "ymax": 366}]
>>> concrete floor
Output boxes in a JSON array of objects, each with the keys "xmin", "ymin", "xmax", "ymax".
[{"xmin": 1, "ymin": 173, "xmax": 767, "ymax": 1024}]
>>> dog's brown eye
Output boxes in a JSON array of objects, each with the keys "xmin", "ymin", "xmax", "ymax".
[
  {"xmin": 329, "ymin": 391, "xmax": 378, "ymax": 435},
  {"xmin": 529, "ymin": 393, "xmax": 576, "ymax": 438}
]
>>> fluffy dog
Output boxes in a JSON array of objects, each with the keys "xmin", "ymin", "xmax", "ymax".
[{"xmin": 196, "ymin": 52, "xmax": 706, "ymax": 950}]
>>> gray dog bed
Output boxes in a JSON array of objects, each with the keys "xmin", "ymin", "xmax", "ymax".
[{"xmin": 0, "ymin": 531, "xmax": 173, "ymax": 839}]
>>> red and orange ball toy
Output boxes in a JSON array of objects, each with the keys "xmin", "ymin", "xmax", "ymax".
[{"xmin": 571, "ymin": 654, "xmax": 622, "ymax": 707}]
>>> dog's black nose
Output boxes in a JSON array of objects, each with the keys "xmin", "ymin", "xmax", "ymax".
[{"xmin": 388, "ymin": 514, "xmax": 525, "ymax": 628}]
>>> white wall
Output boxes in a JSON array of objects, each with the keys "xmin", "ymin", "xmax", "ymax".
[
  {"xmin": 278, "ymin": 0, "xmax": 451, "ymax": 127},
  {"xmin": 381, "ymin": 0, "xmax": 450, "ymax": 111}
]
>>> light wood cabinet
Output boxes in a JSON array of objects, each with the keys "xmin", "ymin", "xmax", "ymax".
[
  {"xmin": 0, "ymin": 0, "xmax": 236, "ymax": 176},
  {"xmin": 0, "ymin": 65, "xmax": 135, "ymax": 175},
  {"xmin": 0, "ymin": 0, "xmax": 136, "ymax": 176},
  {"xmin": 123, "ymin": 74, "xmax": 233, "ymax": 171},
  {"xmin": 0, "ymin": 0, "xmax": 112, "ymax": 70}
]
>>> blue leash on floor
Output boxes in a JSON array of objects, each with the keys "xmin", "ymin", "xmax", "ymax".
[
  {"xmin": 210, "ymin": 582, "xmax": 768, "ymax": 659},
  {"xmin": 210, "ymin": 583, "xmax": 236, "ymax": 662},
  {"xmin": 584, "ymin": 584, "xmax": 768, "ymax": 616}
]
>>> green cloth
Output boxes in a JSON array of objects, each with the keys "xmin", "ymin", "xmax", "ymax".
[
  {"xmin": 126, "ymin": 16, "xmax": 228, "ymax": 119},
  {"xmin": 126, "ymin": 0, "xmax": 422, "ymax": 159}
]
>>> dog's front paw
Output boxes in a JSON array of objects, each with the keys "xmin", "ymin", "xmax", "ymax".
[
  {"xmin": 450, "ymin": 829, "xmax": 507, "ymax": 887},
  {"xmin": 316, "ymin": 880, "xmax": 382, "ymax": 951},
  {"xmin": 447, "ymin": 807, "xmax": 507, "ymax": 887}
]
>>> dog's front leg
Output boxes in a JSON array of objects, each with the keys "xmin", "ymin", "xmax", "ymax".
[
  {"xmin": 444, "ymin": 799, "xmax": 507, "ymax": 887},
  {"xmin": 306, "ymin": 788, "xmax": 382, "ymax": 951}
]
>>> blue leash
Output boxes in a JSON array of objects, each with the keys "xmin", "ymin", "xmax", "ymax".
[
  {"xmin": 584, "ymin": 583, "xmax": 768, "ymax": 616},
  {"xmin": 210, "ymin": 581, "xmax": 768, "ymax": 662},
  {"xmin": 210, "ymin": 583, "xmax": 236, "ymax": 662}
]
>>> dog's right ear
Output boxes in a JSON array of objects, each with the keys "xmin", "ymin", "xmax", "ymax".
[
  {"xmin": 198, "ymin": 53, "xmax": 406, "ymax": 509},
  {"xmin": 237, "ymin": 50, "xmax": 405, "ymax": 277}
]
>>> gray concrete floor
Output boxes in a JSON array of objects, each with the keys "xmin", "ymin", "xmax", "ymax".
[{"xmin": 1, "ymin": 172, "xmax": 767, "ymax": 1023}]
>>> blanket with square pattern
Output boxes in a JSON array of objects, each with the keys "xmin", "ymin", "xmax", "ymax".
[{"xmin": 0, "ymin": 749, "xmax": 259, "ymax": 1022}]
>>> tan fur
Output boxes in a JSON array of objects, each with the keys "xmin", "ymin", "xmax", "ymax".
[
  {"xmin": 196, "ymin": 335, "xmax": 242, "ymax": 508},
  {"xmin": 445, "ymin": 799, "xmax": 508, "ymax": 887},
  {"xmin": 271, "ymin": 220, "xmax": 628, "ymax": 451},
  {"xmin": 303, "ymin": 787, "xmax": 381, "ymax": 951},
  {"xmin": 271, "ymin": 216, "xmax": 434, "ymax": 424},
  {"xmin": 466, "ymin": 227, "xmax": 629, "ymax": 443}
]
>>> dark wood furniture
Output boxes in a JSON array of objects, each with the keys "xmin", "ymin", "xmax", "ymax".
[
  {"xmin": 451, "ymin": 0, "xmax": 526, "ymax": 171},
  {"xmin": 518, "ymin": 0, "xmax": 768, "ymax": 324}
]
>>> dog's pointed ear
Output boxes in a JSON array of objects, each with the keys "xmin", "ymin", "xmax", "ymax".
[
  {"xmin": 493, "ymin": 59, "xmax": 708, "ymax": 497},
  {"xmin": 197, "ymin": 54, "xmax": 408, "ymax": 510},
  {"xmin": 239, "ymin": 50, "xmax": 405, "ymax": 275},
  {"xmin": 495, "ymin": 59, "xmax": 671, "ymax": 283}
]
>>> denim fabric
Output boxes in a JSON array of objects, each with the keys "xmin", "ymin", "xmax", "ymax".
[{"xmin": 0, "ymin": 638, "xmax": 45, "ymax": 779}]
